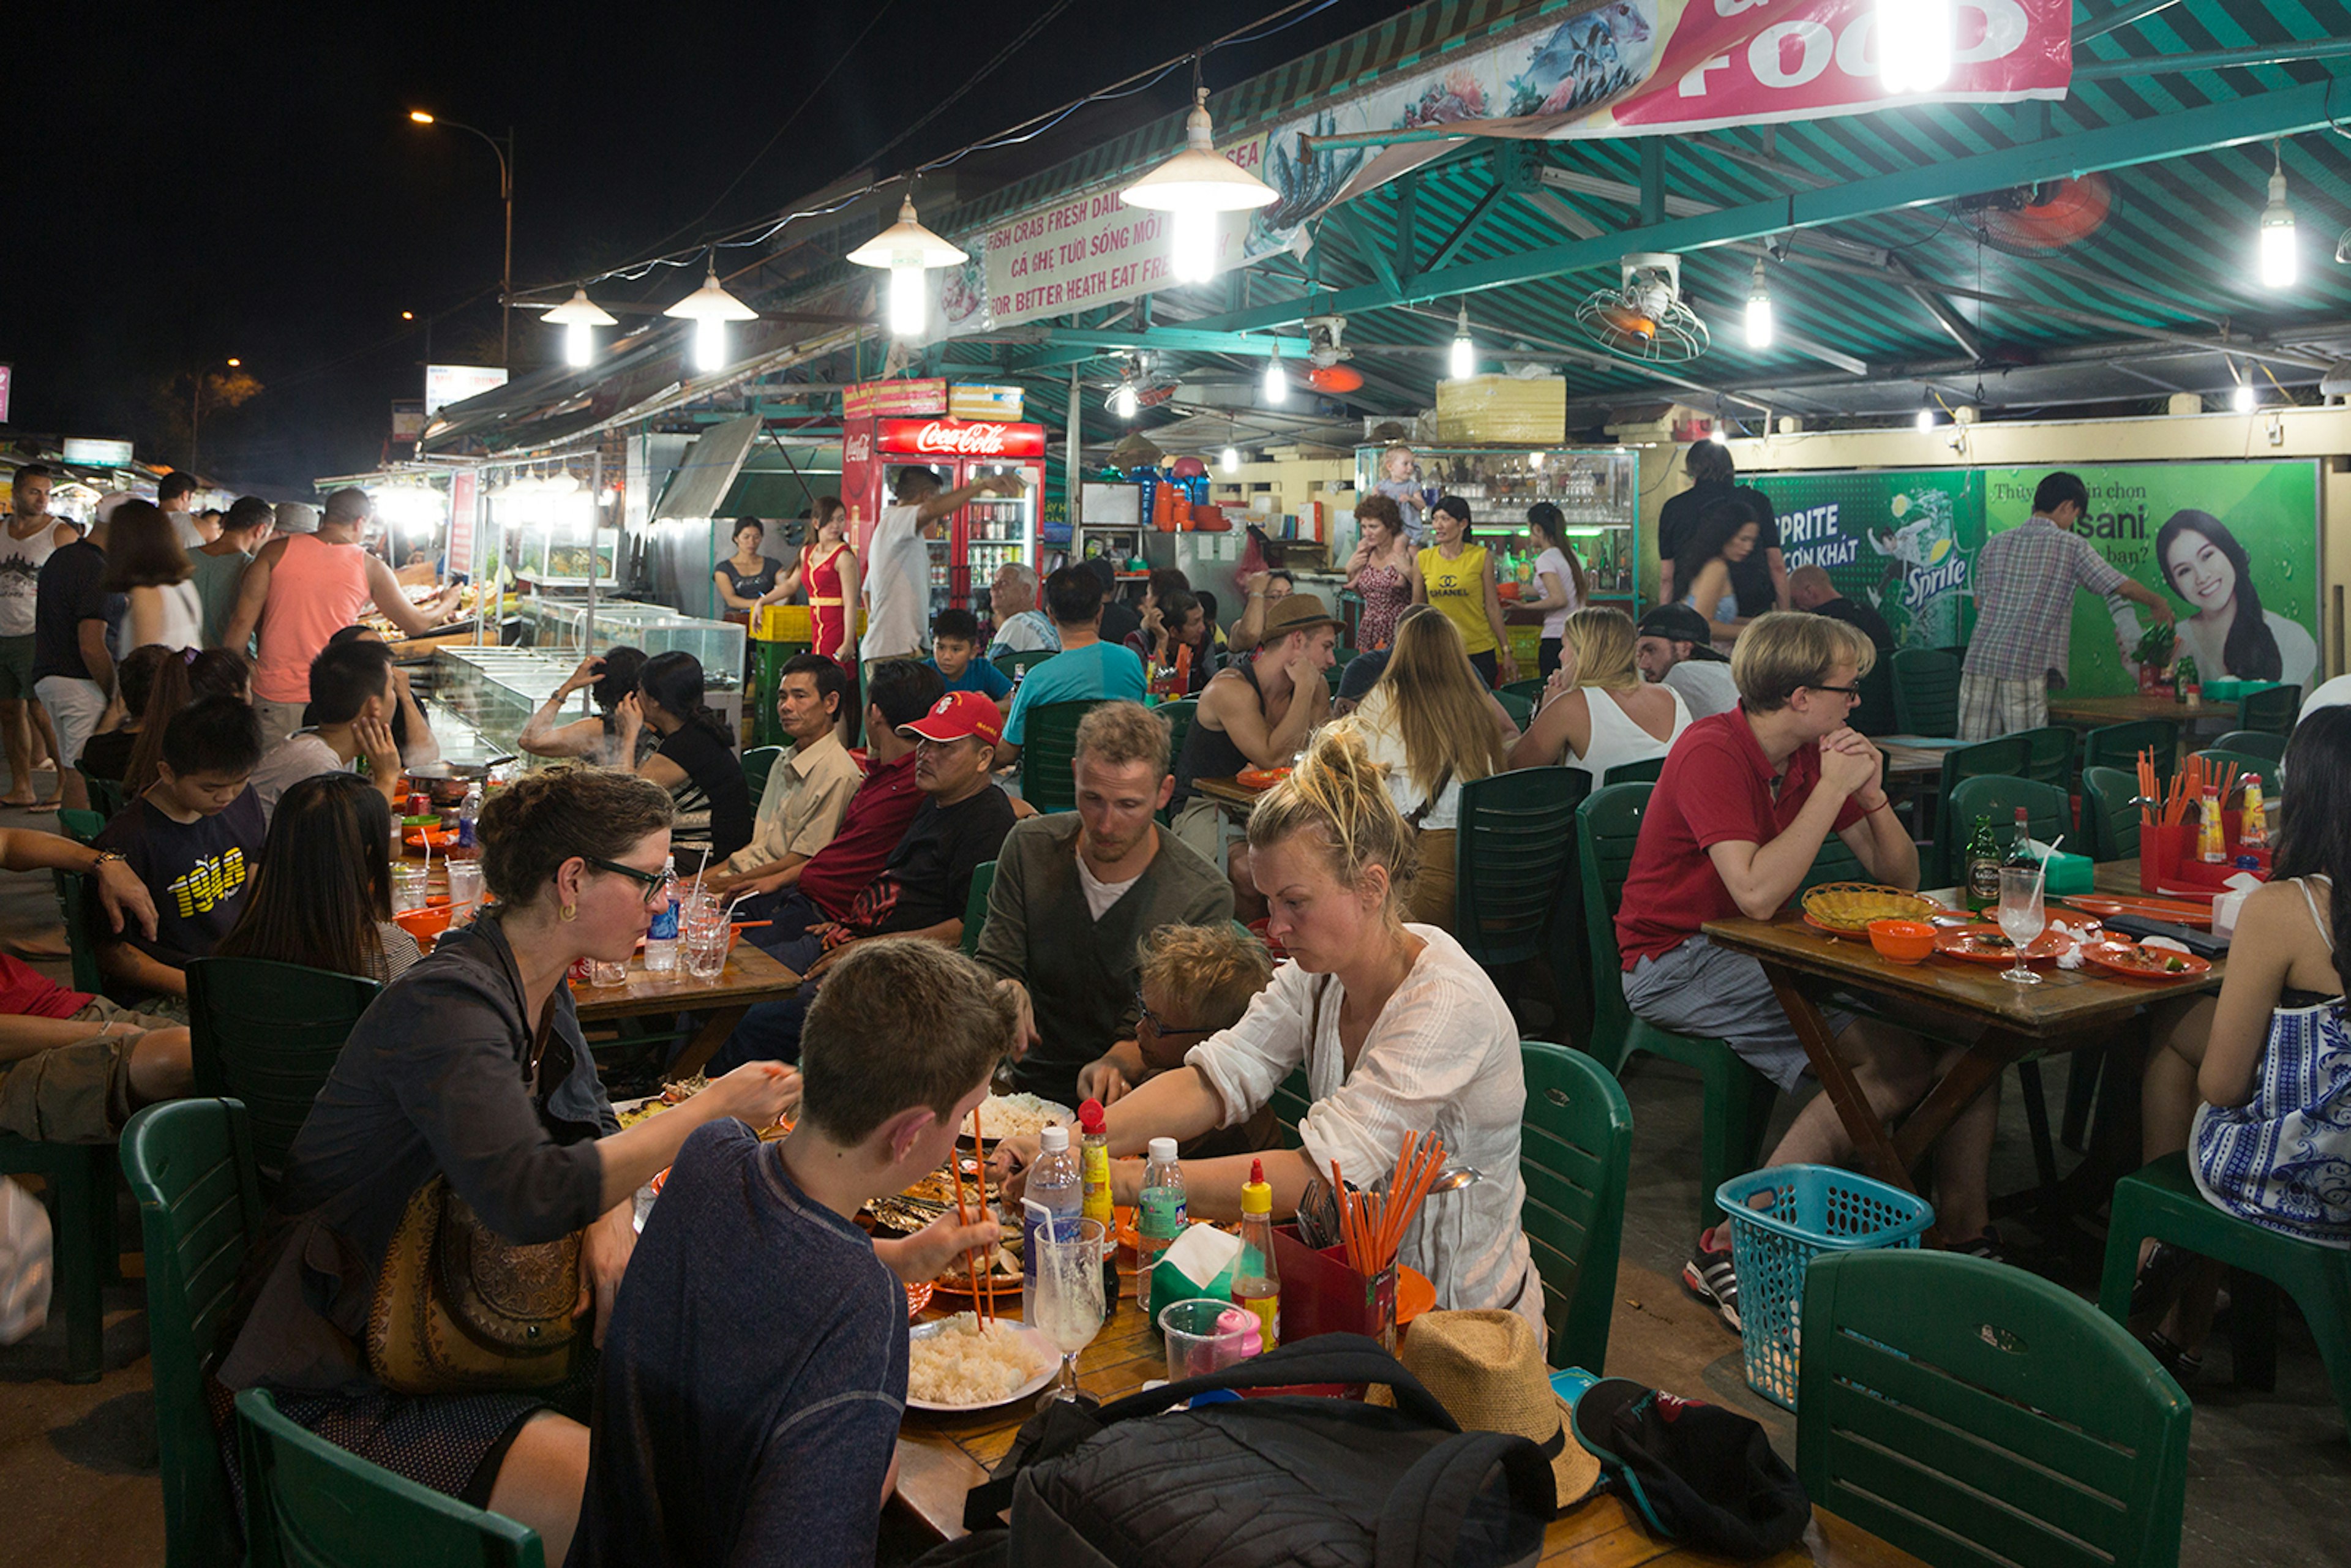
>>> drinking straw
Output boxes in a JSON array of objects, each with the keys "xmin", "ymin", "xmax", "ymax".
[{"xmin": 2028, "ymin": 835, "xmax": 2063, "ymax": 910}]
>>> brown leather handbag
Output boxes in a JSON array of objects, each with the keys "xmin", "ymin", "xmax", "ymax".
[{"xmin": 365, "ymin": 1002, "xmax": 582, "ymax": 1394}]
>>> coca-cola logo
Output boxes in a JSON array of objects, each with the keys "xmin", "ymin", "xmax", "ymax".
[{"xmin": 880, "ymin": 417, "xmax": 1044, "ymax": 459}]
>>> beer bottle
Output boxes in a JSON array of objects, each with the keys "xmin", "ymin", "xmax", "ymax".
[{"xmin": 1964, "ymin": 815, "xmax": 2002, "ymax": 912}]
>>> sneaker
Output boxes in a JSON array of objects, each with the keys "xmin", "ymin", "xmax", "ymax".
[
  {"xmin": 1950, "ymin": 1226, "xmax": 2009, "ymax": 1266},
  {"xmin": 1683, "ymin": 1232, "xmax": 1741, "ymax": 1332},
  {"xmin": 2139, "ymin": 1328, "xmax": 2203, "ymax": 1386}
]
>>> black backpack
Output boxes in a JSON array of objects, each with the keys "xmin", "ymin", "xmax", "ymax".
[{"xmin": 928, "ymin": 1334, "xmax": 1556, "ymax": 1568}]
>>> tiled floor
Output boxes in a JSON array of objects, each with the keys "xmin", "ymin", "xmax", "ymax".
[{"xmin": 0, "ymin": 797, "xmax": 2339, "ymax": 1564}]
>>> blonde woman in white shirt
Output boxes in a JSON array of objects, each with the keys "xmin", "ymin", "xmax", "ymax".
[
  {"xmin": 1352, "ymin": 609, "xmax": 1510, "ymax": 932},
  {"xmin": 1509, "ymin": 606, "xmax": 1691, "ymax": 781},
  {"xmin": 996, "ymin": 719, "xmax": 1545, "ymax": 1342}
]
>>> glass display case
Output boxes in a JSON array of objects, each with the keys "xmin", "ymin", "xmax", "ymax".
[
  {"xmin": 1354, "ymin": 444, "xmax": 1641, "ymax": 607},
  {"xmin": 521, "ymin": 596, "xmax": 746, "ymax": 678},
  {"xmin": 428, "ymin": 649, "xmax": 580, "ymax": 758},
  {"xmin": 434, "ymin": 598, "xmax": 749, "ymax": 757}
]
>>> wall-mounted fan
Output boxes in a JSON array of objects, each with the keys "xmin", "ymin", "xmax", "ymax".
[
  {"xmin": 1573, "ymin": 252, "xmax": 1709, "ymax": 363},
  {"xmin": 1966, "ymin": 174, "xmax": 2113, "ymax": 257}
]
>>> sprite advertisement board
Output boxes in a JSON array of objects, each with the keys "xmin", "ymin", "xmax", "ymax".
[{"xmin": 1747, "ymin": 468, "xmax": 1986, "ymax": 651}]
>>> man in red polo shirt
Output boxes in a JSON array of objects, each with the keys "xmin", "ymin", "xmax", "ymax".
[{"xmin": 1616, "ymin": 613, "xmax": 1998, "ymax": 1330}]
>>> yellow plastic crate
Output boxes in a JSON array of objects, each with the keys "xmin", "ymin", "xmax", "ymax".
[
  {"xmin": 755, "ymin": 604, "xmax": 812, "ymax": 642},
  {"xmin": 1434, "ymin": 375, "xmax": 1565, "ymax": 445}
]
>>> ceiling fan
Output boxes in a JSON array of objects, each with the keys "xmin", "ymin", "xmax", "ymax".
[{"xmin": 1572, "ymin": 252, "xmax": 1709, "ymax": 364}]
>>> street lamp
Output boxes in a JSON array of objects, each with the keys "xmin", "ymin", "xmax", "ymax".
[
  {"xmin": 189, "ymin": 358, "xmax": 244, "ymax": 476},
  {"xmin": 408, "ymin": 110, "xmax": 515, "ymax": 367}
]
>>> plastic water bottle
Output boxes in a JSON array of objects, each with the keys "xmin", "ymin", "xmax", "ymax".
[
  {"xmin": 1021, "ymin": 1125, "xmax": 1082, "ymax": 1322},
  {"xmin": 1138, "ymin": 1137, "xmax": 1187, "ymax": 1290},
  {"xmin": 455, "ymin": 781, "xmax": 482, "ymax": 853},
  {"xmin": 642, "ymin": 853, "xmax": 681, "ymax": 972}
]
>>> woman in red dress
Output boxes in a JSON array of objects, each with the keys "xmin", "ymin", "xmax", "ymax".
[{"xmin": 777, "ymin": 496, "xmax": 859, "ymax": 668}]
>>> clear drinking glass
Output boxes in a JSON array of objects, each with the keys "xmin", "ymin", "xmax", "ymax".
[
  {"xmin": 1033, "ymin": 1217, "xmax": 1107, "ymax": 1409},
  {"xmin": 590, "ymin": 958, "xmax": 630, "ymax": 988},
  {"xmin": 392, "ymin": 865, "xmax": 429, "ymax": 914},
  {"xmin": 445, "ymin": 860, "xmax": 484, "ymax": 912},
  {"xmin": 1996, "ymin": 865, "xmax": 2045, "ymax": 986},
  {"xmin": 683, "ymin": 914, "xmax": 729, "ymax": 980}
]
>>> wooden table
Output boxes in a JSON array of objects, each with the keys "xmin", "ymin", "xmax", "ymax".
[
  {"xmin": 1189, "ymin": 774, "xmax": 1272, "ymax": 819},
  {"xmin": 2045, "ymin": 692, "xmax": 2233, "ymax": 732},
  {"xmin": 569, "ymin": 943, "xmax": 799, "ymax": 1076},
  {"xmin": 1701, "ymin": 889, "xmax": 2220, "ymax": 1207},
  {"xmin": 893, "ymin": 1293, "xmax": 1921, "ymax": 1566}
]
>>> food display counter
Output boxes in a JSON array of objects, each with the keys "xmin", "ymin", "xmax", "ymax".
[
  {"xmin": 1354, "ymin": 443, "xmax": 1641, "ymax": 607},
  {"xmin": 428, "ymin": 598, "xmax": 747, "ymax": 757}
]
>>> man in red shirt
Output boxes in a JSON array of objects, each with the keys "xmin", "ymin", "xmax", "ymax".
[{"xmin": 1615, "ymin": 613, "xmax": 1997, "ymax": 1329}]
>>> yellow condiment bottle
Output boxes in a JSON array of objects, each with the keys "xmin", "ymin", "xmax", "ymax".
[{"xmin": 1233, "ymin": 1158, "xmax": 1281, "ymax": 1351}]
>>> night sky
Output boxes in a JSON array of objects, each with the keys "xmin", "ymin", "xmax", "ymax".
[{"xmin": 5, "ymin": 1, "xmax": 1396, "ymax": 495}]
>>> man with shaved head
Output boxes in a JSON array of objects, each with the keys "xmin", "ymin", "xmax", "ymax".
[{"xmin": 1786, "ymin": 565, "xmax": 1894, "ymax": 658}]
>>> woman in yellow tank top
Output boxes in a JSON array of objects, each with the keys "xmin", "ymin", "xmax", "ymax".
[{"xmin": 1411, "ymin": 494, "xmax": 1517, "ymax": 687}]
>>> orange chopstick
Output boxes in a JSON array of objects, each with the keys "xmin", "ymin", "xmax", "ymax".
[{"xmin": 974, "ymin": 1108, "xmax": 992, "ymax": 1326}]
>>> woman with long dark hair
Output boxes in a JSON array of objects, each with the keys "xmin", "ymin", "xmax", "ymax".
[
  {"xmin": 77, "ymin": 643, "xmax": 176, "ymax": 790},
  {"xmin": 1674, "ymin": 497, "xmax": 1761, "ymax": 650},
  {"xmin": 216, "ymin": 771, "xmax": 422, "ymax": 983},
  {"xmin": 2132, "ymin": 707, "xmax": 2351, "ymax": 1379},
  {"xmin": 774, "ymin": 496, "xmax": 858, "ymax": 670},
  {"xmin": 618, "ymin": 650, "xmax": 752, "ymax": 871},
  {"xmin": 1522, "ymin": 501, "xmax": 1588, "ymax": 679},
  {"xmin": 1410, "ymin": 495, "xmax": 1517, "ymax": 687},
  {"xmin": 2154, "ymin": 509, "xmax": 2315, "ymax": 688},
  {"xmin": 517, "ymin": 645, "xmax": 654, "ymax": 770}
]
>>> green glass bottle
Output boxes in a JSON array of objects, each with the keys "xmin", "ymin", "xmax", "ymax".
[{"xmin": 1964, "ymin": 814, "xmax": 2002, "ymax": 912}]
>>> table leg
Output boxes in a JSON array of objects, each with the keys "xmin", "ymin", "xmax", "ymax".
[
  {"xmin": 1760, "ymin": 962, "xmax": 1915, "ymax": 1195},
  {"xmin": 669, "ymin": 1006, "xmax": 751, "ymax": 1077},
  {"xmin": 1891, "ymin": 1029, "xmax": 2023, "ymax": 1170}
]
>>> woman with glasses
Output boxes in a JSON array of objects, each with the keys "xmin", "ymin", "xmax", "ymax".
[{"xmin": 219, "ymin": 767, "xmax": 799, "ymax": 1563}]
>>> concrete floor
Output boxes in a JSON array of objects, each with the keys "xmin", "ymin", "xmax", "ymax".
[{"xmin": 0, "ymin": 793, "xmax": 2339, "ymax": 1565}]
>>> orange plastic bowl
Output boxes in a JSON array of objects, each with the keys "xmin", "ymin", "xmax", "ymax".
[
  {"xmin": 393, "ymin": 904, "xmax": 454, "ymax": 948},
  {"xmin": 1867, "ymin": 918, "xmax": 1938, "ymax": 964}
]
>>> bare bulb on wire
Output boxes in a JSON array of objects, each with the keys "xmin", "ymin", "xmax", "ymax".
[
  {"xmin": 888, "ymin": 264, "xmax": 926, "ymax": 337},
  {"xmin": 694, "ymin": 320, "xmax": 725, "ymax": 374},
  {"xmin": 564, "ymin": 323, "xmax": 591, "ymax": 368},
  {"xmin": 1172, "ymin": 209, "xmax": 1217, "ymax": 283}
]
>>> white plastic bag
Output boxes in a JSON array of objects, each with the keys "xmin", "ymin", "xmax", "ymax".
[{"xmin": 0, "ymin": 1176, "xmax": 53, "ymax": 1346}]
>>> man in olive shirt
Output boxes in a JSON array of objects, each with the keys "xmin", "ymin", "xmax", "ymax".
[{"xmin": 976, "ymin": 700, "xmax": 1232, "ymax": 1108}]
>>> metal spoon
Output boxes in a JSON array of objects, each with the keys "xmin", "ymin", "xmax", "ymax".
[{"xmin": 1424, "ymin": 1163, "xmax": 1483, "ymax": 1196}]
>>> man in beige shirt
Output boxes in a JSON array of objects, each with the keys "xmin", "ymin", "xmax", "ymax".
[{"xmin": 709, "ymin": 654, "xmax": 863, "ymax": 895}]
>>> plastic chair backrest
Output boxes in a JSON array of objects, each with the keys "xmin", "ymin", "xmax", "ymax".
[
  {"xmin": 77, "ymin": 767, "xmax": 126, "ymax": 819},
  {"xmin": 1494, "ymin": 689, "xmax": 1534, "ymax": 728},
  {"xmin": 995, "ymin": 648, "xmax": 1058, "ymax": 680},
  {"xmin": 1798, "ymin": 1249, "xmax": 2189, "ymax": 1568},
  {"xmin": 959, "ymin": 860, "xmax": 996, "ymax": 956},
  {"xmin": 1890, "ymin": 648, "xmax": 1960, "ymax": 736},
  {"xmin": 1798, "ymin": 833, "xmax": 1870, "ymax": 893},
  {"xmin": 2080, "ymin": 766, "xmax": 2142, "ymax": 863},
  {"xmin": 184, "ymin": 958, "xmax": 381, "ymax": 1198},
  {"xmin": 1575, "ymin": 782, "xmax": 1654, "ymax": 1051},
  {"xmin": 1932, "ymin": 736, "xmax": 2030, "ymax": 876},
  {"xmin": 1155, "ymin": 699, "xmax": 1197, "ymax": 773},
  {"xmin": 1518, "ymin": 1040, "xmax": 1632, "ymax": 1371},
  {"xmin": 53, "ymin": 868, "xmax": 109, "ymax": 998},
  {"xmin": 1852, "ymin": 655, "xmax": 1899, "ymax": 737},
  {"xmin": 58, "ymin": 806, "xmax": 106, "ymax": 845},
  {"xmin": 1270, "ymin": 1065, "xmax": 1311, "ymax": 1150},
  {"xmin": 1453, "ymin": 768, "xmax": 1591, "ymax": 970},
  {"xmin": 2211, "ymin": 729, "xmax": 2286, "ymax": 762},
  {"xmin": 2082, "ymin": 719, "xmax": 2180, "ymax": 783},
  {"xmin": 2194, "ymin": 749, "xmax": 2286, "ymax": 792},
  {"xmin": 2237, "ymin": 683, "xmax": 2300, "ymax": 737},
  {"xmin": 1018, "ymin": 700, "xmax": 1102, "ymax": 814},
  {"xmin": 1600, "ymin": 756, "xmax": 1662, "ymax": 787},
  {"xmin": 1947, "ymin": 773, "xmax": 2072, "ymax": 849},
  {"xmin": 2012, "ymin": 724, "xmax": 2076, "ymax": 789},
  {"xmin": 121, "ymin": 1098, "xmax": 264, "ymax": 1568},
  {"xmin": 739, "ymin": 745, "xmax": 785, "ymax": 805},
  {"xmin": 236, "ymin": 1387, "xmax": 546, "ymax": 1568},
  {"xmin": 1498, "ymin": 678, "xmax": 1547, "ymax": 708}
]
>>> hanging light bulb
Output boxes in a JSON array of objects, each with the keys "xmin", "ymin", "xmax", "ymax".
[
  {"xmin": 1745, "ymin": 259, "xmax": 1775, "ymax": 350},
  {"xmin": 1112, "ymin": 381, "xmax": 1138, "ymax": 419},
  {"xmin": 1878, "ymin": 0, "xmax": 1953, "ymax": 94},
  {"xmin": 1262, "ymin": 339, "xmax": 1288, "ymax": 405},
  {"xmin": 1120, "ymin": 85, "xmax": 1277, "ymax": 285},
  {"xmin": 846, "ymin": 195, "xmax": 969, "ymax": 337},
  {"xmin": 1916, "ymin": 407, "xmax": 1937, "ymax": 430},
  {"xmin": 663, "ymin": 261, "xmax": 759, "ymax": 374},
  {"xmin": 543, "ymin": 287, "xmax": 618, "ymax": 369},
  {"xmin": 1221, "ymin": 444, "xmax": 1240, "ymax": 473},
  {"xmin": 1708, "ymin": 423, "xmax": 1729, "ymax": 446},
  {"xmin": 1528, "ymin": 451, "xmax": 1546, "ymax": 470},
  {"xmin": 1449, "ymin": 304, "xmax": 1475, "ymax": 381},
  {"xmin": 2259, "ymin": 146, "xmax": 2298, "ymax": 290},
  {"xmin": 2233, "ymin": 381, "xmax": 2258, "ymax": 413}
]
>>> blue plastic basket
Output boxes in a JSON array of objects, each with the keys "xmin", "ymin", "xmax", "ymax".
[{"xmin": 1715, "ymin": 1164, "xmax": 1935, "ymax": 1409}]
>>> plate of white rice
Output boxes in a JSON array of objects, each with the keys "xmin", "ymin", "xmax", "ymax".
[
  {"xmin": 906, "ymin": 1312, "xmax": 1056, "ymax": 1411},
  {"xmin": 959, "ymin": 1093, "xmax": 1073, "ymax": 1145}
]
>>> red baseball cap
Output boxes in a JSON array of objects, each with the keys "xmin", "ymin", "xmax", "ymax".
[{"xmin": 898, "ymin": 689, "xmax": 1003, "ymax": 747}]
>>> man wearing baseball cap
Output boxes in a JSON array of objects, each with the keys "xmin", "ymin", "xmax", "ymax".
[
  {"xmin": 1635, "ymin": 604, "xmax": 1740, "ymax": 721},
  {"xmin": 713, "ymin": 689, "xmax": 1016, "ymax": 1069}
]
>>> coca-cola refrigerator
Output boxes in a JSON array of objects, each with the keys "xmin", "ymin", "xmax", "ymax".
[{"xmin": 841, "ymin": 413, "xmax": 1044, "ymax": 630}]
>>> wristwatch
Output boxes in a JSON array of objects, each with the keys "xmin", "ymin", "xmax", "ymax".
[{"xmin": 88, "ymin": 850, "xmax": 126, "ymax": 874}]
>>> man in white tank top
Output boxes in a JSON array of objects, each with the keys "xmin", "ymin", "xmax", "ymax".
[{"xmin": 0, "ymin": 466, "xmax": 75, "ymax": 808}]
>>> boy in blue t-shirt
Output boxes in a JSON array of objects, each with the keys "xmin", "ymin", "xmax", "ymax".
[{"xmin": 924, "ymin": 607, "xmax": 1012, "ymax": 714}]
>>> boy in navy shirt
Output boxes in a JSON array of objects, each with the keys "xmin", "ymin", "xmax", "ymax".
[
  {"xmin": 571, "ymin": 939, "xmax": 1011, "ymax": 1567},
  {"xmin": 925, "ymin": 607, "xmax": 1012, "ymax": 713}
]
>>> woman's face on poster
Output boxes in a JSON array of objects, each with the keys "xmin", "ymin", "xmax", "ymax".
[{"xmin": 2165, "ymin": 528, "xmax": 2237, "ymax": 614}]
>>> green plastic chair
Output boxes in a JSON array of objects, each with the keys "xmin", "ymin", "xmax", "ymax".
[
  {"xmin": 1946, "ymin": 773, "xmax": 2072, "ymax": 848},
  {"xmin": 2193, "ymin": 749, "xmax": 2286, "ymax": 792},
  {"xmin": 2237, "ymin": 683, "xmax": 2300, "ymax": 737},
  {"xmin": 0, "ymin": 1135, "xmax": 120, "ymax": 1384},
  {"xmin": 1889, "ymin": 647, "xmax": 1961, "ymax": 737},
  {"xmin": 1924, "ymin": 736, "xmax": 2030, "ymax": 884},
  {"xmin": 994, "ymin": 649, "xmax": 1057, "ymax": 681},
  {"xmin": 2011, "ymin": 724, "xmax": 2076, "ymax": 789},
  {"xmin": 238, "ymin": 1387, "xmax": 546, "ymax": 1568},
  {"xmin": 1154, "ymin": 699, "xmax": 1198, "ymax": 825},
  {"xmin": 2099, "ymin": 1151, "xmax": 2351, "ymax": 1437},
  {"xmin": 958, "ymin": 860, "xmax": 996, "ymax": 957},
  {"xmin": 1016, "ymin": 699, "xmax": 1102, "ymax": 814},
  {"xmin": 2080, "ymin": 765, "xmax": 2142, "ymax": 863},
  {"xmin": 1519, "ymin": 1040, "xmax": 1632, "ymax": 1372},
  {"xmin": 1494, "ymin": 689, "xmax": 1534, "ymax": 729},
  {"xmin": 2082, "ymin": 718, "xmax": 2180, "ymax": 782},
  {"xmin": 184, "ymin": 958, "xmax": 381, "ymax": 1199},
  {"xmin": 1797, "ymin": 833, "xmax": 1869, "ymax": 893},
  {"xmin": 76, "ymin": 765, "xmax": 126, "ymax": 820},
  {"xmin": 1576, "ymin": 784, "xmax": 1775, "ymax": 1226},
  {"xmin": 1270, "ymin": 1065, "xmax": 1311, "ymax": 1150},
  {"xmin": 1599, "ymin": 756, "xmax": 1662, "ymax": 787},
  {"xmin": 53, "ymin": 868, "xmax": 110, "ymax": 999},
  {"xmin": 1851, "ymin": 655, "xmax": 1899, "ymax": 738},
  {"xmin": 739, "ymin": 744, "xmax": 785, "ymax": 806},
  {"xmin": 1801, "ymin": 1249, "xmax": 2189, "ymax": 1568},
  {"xmin": 1453, "ymin": 768, "xmax": 1591, "ymax": 1021},
  {"xmin": 121, "ymin": 1098, "xmax": 265, "ymax": 1566},
  {"xmin": 2210, "ymin": 729, "xmax": 2285, "ymax": 761},
  {"xmin": 1499, "ymin": 678, "xmax": 1547, "ymax": 710},
  {"xmin": 58, "ymin": 806, "xmax": 105, "ymax": 845}
]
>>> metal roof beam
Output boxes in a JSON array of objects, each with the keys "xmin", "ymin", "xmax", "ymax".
[
  {"xmin": 1424, "ymin": 183, "xmax": 1509, "ymax": 274},
  {"xmin": 1331, "ymin": 208, "xmax": 1401, "ymax": 299},
  {"xmin": 1884, "ymin": 253, "xmax": 1984, "ymax": 358},
  {"xmin": 2074, "ymin": 0, "xmax": 2184, "ymax": 45},
  {"xmin": 2075, "ymin": 37, "xmax": 2351, "ymax": 81},
  {"xmin": 1177, "ymin": 77, "xmax": 2351, "ymax": 334}
]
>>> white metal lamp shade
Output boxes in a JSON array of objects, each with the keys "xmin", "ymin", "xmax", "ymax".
[
  {"xmin": 1120, "ymin": 90, "xmax": 1278, "ymax": 215},
  {"xmin": 847, "ymin": 197, "xmax": 967, "ymax": 339},
  {"xmin": 665, "ymin": 264, "xmax": 757, "ymax": 374},
  {"xmin": 545, "ymin": 287, "xmax": 618, "ymax": 368}
]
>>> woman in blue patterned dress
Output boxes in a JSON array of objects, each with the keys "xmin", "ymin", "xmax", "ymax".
[{"xmin": 2132, "ymin": 706, "xmax": 2351, "ymax": 1379}]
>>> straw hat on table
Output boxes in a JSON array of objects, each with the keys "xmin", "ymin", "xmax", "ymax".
[{"xmin": 1373, "ymin": 1308, "xmax": 1600, "ymax": 1509}]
